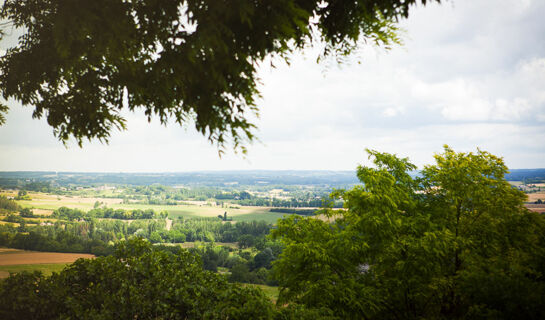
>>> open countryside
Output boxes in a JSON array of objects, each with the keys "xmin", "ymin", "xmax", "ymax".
[
  {"xmin": 2, "ymin": 158, "xmax": 545, "ymax": 319},
  {"xmin": 3, "ymin": 192, "xmax": 291, "ymax": 224},
  {"xmin": 1, "ymin": 0, "xmax": 545, "ymax": 319}
]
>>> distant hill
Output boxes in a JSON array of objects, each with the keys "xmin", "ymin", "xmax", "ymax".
[
  {"xmin": 505, "ymin": 169, "xmax": 545, "ymax": 182},
  {"xmin": 0, "ymin": 170, "xmax": 360, "ymax": 188},
  {"xmin": 0, "ymin": 168, "xmax": 543, "ymax": 189}
]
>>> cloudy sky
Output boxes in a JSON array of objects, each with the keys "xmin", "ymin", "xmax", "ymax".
[{"xmin": 0, "ymin": 0, "xmax": 544, "ymax": 172}]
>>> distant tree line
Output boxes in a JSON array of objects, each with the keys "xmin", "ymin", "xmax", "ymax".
[
  {"xmin": 0, "ymin": 196, "xmax": 39, "ymax": 224},
  {"xmin": 21, "ymin": 182, "xmax": 53, "ymax": 193},
  {"xmin": 0, "ymin": 210, "xmax": 274, "ymax": 256},
  {"xmin": 269, "ymin": 208, "xmax": 319, "ymax": 215},
  {"xmin": 0, "ymin": 214, "xmax": 167, "ymax": 256},
  {"xmin": 52, "ymin": 206, "xmax": 167, "ymax": 220},
  {"xmin": 0, "ymin": 223, "xmax": 113, "ymax": 256},
  {"xmin": 151, "ymin": 218, "xmax": 272, "ymax": 244}
]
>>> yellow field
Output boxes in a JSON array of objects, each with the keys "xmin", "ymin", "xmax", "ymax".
[
  {"xmin": 527, "ymin": 192, "xmax": 545, "ymax": 202},
  {"xmin": 32, "ymin": 209, "xmax": 54, "ymax": 216},
  {"xmin": 4, "ymin": 192, "xmax": 286, "ymax": 223},
  {"xmin": 0, "ymin": 221, "xmax": 19, "ymax": 226},
  {"xmin": 0, "ymin": 249, "xmax": 94, "ymax": 265}
]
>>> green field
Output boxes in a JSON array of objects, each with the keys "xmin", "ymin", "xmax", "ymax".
[
  {"xmin": 243, "ymin": 284, "xmax": 279, "ymax": 302},
  {"xmin": 0, "ymin": 263, "xmax": 68, "ymax": 278},
  {"xmin": 509, "ymin": 181, "xmax": 524, "ymax": 187},
  {"xmin": 13, "ymin": 193, "xmax": 289, "ymax": 224}
]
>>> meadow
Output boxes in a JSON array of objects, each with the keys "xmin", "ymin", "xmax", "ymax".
[
  {"xmin": 243, "ymin": 284, "xmax": 279, "ymax": 302},
  {"xmin": 5, "ymin": 192, "xmax": 288, "ymax": 224}
]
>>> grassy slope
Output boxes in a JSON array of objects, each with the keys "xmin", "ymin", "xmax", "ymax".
[
  {"xmin": 0, "ymin": 263, "xmax": 68, "ymax": 278},
  {"xmin": 243, "ymin": 284, "xmax": 280, "ymax": 302}
]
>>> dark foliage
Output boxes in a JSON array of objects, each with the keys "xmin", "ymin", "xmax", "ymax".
[{"xmin": 0, "ymin": 239, "xmax": 276, "ymax": 319}]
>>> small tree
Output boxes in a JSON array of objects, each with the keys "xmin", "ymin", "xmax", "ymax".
[
  {"xmin": 149, "ymin": 231, "xmax": 163, "ymax": 244},
  {"xmin": 19, "ymin": 207, "xmax": 33, "ymax": 218},
  {"xmin": 15, "ymin": 190, "xmax": 30, "ymax": 200},
  {"xmin": 229, "ymin": 262, "xmax": 251, "ymax": 283},
  {"xmin": 237, "ymin": 234, "xmax": 256, "ymax": 249}
]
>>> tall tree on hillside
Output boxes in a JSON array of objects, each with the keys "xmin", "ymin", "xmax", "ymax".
[{"xmin": 272, "ymin": 147, "xmax": 545, "ymax": 319}]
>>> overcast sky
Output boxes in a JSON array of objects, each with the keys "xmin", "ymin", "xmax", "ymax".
[{"xmin": 0, "ymin": 0, "xmax": 544, "ymax": 172}]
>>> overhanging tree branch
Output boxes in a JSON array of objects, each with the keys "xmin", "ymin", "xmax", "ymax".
[{"xmin": 0, "ymin": 0, "xmax": 439, "ymax": 152}]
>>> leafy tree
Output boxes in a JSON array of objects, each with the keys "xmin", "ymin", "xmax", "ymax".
[
  {"xmin": 272, "ymin": 147, "xmax": 545, "ymax": 319},
  {"xmin": 238, "ymin": 234, "xmax": 256, "ymax": 249},
  {"xmin": 0, "ymin": 238, "xmax": 276, "ymax": 319},
  {"xmin": 240, "ymin": 191, "xmax": 252, "ymax": 200},
  {"xmin": 0, "ymin": 0, "xmax": 439, "ymax": 151},
  {"xmin": 253, "ymin": 247, "xmax": 275, "ymax": 270},
  {"xmin": 51, "ymin": 206, "xmax": 85, "ymax": 221},
  {"xmin": 149, "ymin": 231, "xmax": 163, "ymax": 243},
  {"xmin": 0, "ymin": 195, "xmax": 20, "ymax": 212},
  {"xmin": 0, "ymin": 103, "xmax": 6, "ymax": 125},
  {"xmin": 14, "ymin": 190, "xmax": 30, "ymax": 200},
  {"xmin": 19, "ymin": 207, "xmax": 34, "ymax": 218},
  {"xmin": 167, "ymin": 229, "xmax": 187, "ymax": 243},
  {"xmin": 229, "ymin": 262, "xmax": 251, "ymax": 284}
]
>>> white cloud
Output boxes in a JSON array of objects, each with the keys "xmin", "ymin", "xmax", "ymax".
[
  {"xmin": 382, "ymin": 108, "xmax": 399, "ymax": 117},
  {"xmin": 1, "ymin": 0, "xmax": 545, "ymax": 171}
]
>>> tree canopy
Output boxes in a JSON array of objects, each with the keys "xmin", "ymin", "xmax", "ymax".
[
  {"xmin": 272, "ymin": 146, "xmax": 545, "ymax": 319},
  {"xmin": 0, "ymin": 238, "xmax": 277, "ymax": 319},
  {"xmin": 0, "ymin": 0, "xmax": 438, "ymax": 152}
]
